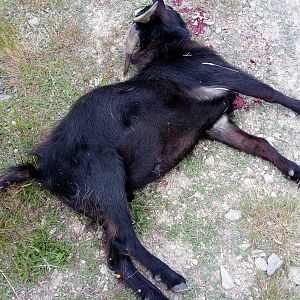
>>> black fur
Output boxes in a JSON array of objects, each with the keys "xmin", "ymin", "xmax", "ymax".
[{"xmin": 1, "ymin": 1, "xmax": 299, "ymax": 299}]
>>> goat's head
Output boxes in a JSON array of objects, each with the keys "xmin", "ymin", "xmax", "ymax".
[{"xmin": 124, "ymin": 0, "xmax": 190, "ymax": 75}]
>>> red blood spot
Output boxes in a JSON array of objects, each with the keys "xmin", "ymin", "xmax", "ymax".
[
  {"xmin": 179, "ymin": 7, "xmax": 193, "ymax": 14},
  {"xmin": 233, "ymin": 94, "xmax": 246, "ymax": 110},
  {"xmin": 253, "ymin": 98, "xmax": 263, "ymax": 105},
  {"xmin": 176, "ymin": 4, "xmax": 211, "ymax": 36},
  {"xmin": 172, "ymin": 0, "xmax": 183, "ymax": 7},
  {"xmin": 244, "ymin": 104, "xmax": 251, "ymax": 112}
]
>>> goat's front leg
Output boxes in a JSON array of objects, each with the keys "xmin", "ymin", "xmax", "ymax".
[
  {"xmin": 200, "ymin": 61, "xmax": 300, "ymax": 114},
  {"xmin": 206, "ymin": 114, "xmax": 300, "ymax": 185}
]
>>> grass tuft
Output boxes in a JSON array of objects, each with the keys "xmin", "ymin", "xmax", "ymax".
[
  {"xmin": 11, "ymin": 229, "xmax": 70, "ymax": 282},
  {"xmin": 130, "ymin": 195, "xmax": 152, "ymax": 235},
  {"xmin": 240, "ymin": 196, "xmax": 300, "ymax": 262}
]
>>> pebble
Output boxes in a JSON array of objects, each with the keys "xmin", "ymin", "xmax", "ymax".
[
  {"xmin": 0, "ymin": 94, "xmax": 10, "ymax": 101},
  {"xmin": 263, "ymin": 173, "xmax": 274, "ymax": 184},
  {"xmin": 100, "ymin": 265, "xmax": 108, "ymax": 275},
  {"xmin": 249, "ymin": 1, "xmax": 256, "ymax": 8},
  {"xmin": 267, "ymin": 253, "xmax": 283, "ymax": 276},
  {"xmin": 251, "ymin": 249, "xmax": 266, "ymax": 258},
  {"xmin": 288, "ymin": 267, "xmax": 300, "ymax": 285},
  {"xmin": 28, "ymin": 16, "xmax": 40, "ymax": 27},
  {"xmin": 205, "ymin": 155, "xmax": 215, "ymax": 166},
  {"xmin": 255, "ymin": 257, "xmax": 268, "ymax": 272},
  {"xmin": 190, "ymin": 258, "xmax": 198, "ymax": 266},
  {"xmin": 220, "ymin": 265, "xmax": 235, "ymax": 290},
  {"xmin": 225, "ymin": 209, "xmax": 242, "ymax": 221},
  {"xmin": 238, "ymin": 243, "xmax": 251, "ymax": 250},
  {"xmin": 215, "ymin": 27, "xmax": 222, "ymax": 34},
  {"xmin": 103, "ymin": 284, "xmax": 109, "ymax": 292}
]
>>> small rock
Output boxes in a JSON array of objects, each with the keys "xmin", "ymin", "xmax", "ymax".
[
  {"xmin": 288, "ymin": 267, "xmax": 300, "ymax": 285},
  {"xmin": 220, "ymin": 265, "xmax": 235, "ymax": 290},
  {"xmin": 11, "ymin": 120, "xmax": 16, "ymax": 126},
  {"xmin": 100, "ymin": 266, "xmax": 108, "ymax": 275},
  {"xmin": 255, "ymin": 257, "xmax": 268, "ymax": 272},
  {"xmin": 264, "ymin": 173, "xmax": 274, "ymax": 184},
  {"xmin": 238, "ymin": 243, "xmax": 251, "ymax": 250},
  {"xmin": 249, "ymin": 1, "xmax": 256, "ymax": 8},
  {"xmin": 28, "ymin": 16, "xmax": 40, "ymax": 27},
  {"xmin": 251, "ymin": 249, "xmax": 266, "ymax": 258},
  {"xmin": 225, "ymin": 209, "xmax": 242, "ymax": 221},
  {"xmin": 190, "ymin": 258, "xmax": 198, "ymax": 266},
  {"xmin": 205, "ymin": 155, "xmax": 214, "ymax": 166},
  {"xmin": 267, "ymin": 253, "xmax": 283, "ymax": 276},
  {"xmin": 0, "ymin": 93, "xmax": 10, "ymax": 101},
  {"xmin": 103, "ymin": 284, "xmax": 109, "ymax": 292},
  {"xmin": 215, "ymin": 27, "xmax": 222, "ymax": 34}
]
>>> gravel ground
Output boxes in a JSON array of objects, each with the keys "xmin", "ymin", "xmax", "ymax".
[{"xmin": 0, "ymin": 0, "xmax": 299, "ymax": 299}]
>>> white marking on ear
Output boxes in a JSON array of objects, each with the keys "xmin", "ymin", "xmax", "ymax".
[
  {"xmin": 189, "ymin": 86, "xmax": 229, "ymax": 101},
  {"xmin": 202, "ymin": 62, "xmax": 239, "ymax": 73}
]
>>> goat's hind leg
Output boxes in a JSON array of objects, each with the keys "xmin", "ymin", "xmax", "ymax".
[
  {"xmin": 74, "ymin": 153, "xmax": 185, "ymax": 299},
  {"xmin": 206, "ymin": 114, "xmax": 300, "ymax": 185}
]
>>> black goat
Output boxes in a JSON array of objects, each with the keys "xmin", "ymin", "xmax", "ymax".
[{"xmin": 1, "ymin": 1, "xmax": 300, "ymax": 299}]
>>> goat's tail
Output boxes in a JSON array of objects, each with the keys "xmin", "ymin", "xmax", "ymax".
[{"xmin": 0, "ymin": 162, "xmax": 38, "ymax": 192}]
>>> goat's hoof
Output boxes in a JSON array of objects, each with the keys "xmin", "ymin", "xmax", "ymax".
[{"xmin": 171, "ymin": 282, "xmax": 188, "ymax": 293}]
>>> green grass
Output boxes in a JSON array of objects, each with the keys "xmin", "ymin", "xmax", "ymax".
[
  {"xmin": 0, "ymin": 1, "xmax": 101, "ymax": 297},
  {"xmin": 130, "ymin": 191, "xmax": 162, "ymax": 235},
  {"xmin": 10, "ymin": 229, "xmax": 70, "ymax": 282}
]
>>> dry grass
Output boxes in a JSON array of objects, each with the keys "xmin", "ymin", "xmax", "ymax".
[
  {"xmin": 257, "ymin": 271, "xmax": 291, "ymax": 300},
  {"xmin": 0, "ymin": 20, "xmax": 30, "ymax": 89},
  {"xmin": 241, "ymin": 195, "xmax": 300, "ymax": 262}
]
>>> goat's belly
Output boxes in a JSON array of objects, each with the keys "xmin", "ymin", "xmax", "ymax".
[{"xmin": 128, "ymin": 129, "xmax": 199, "ymax": 189}]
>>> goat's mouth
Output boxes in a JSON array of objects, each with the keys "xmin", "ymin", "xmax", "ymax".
[{"xmin": 123, "ymin": 1, "xmax": 159, "ymax": 75}]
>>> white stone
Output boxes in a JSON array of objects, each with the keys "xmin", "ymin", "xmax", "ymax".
[
  {"xmin": 255, "ymin": 257, "xmax": 268, "ymax": 272},
  {"xmin": 225, "ymin": 209, "xmax": 242, "ymax": 221},
  {"xmin": 264, "ymin": 174, "xmax": 274, "ymax": 184},
  {"xmin": 190, "ymin": 259, "xmax": 198, "ymax": 266},
  {"xmin": 215, "ymin": 27, "xmax": 222, "ymax": 34},
  {"xmin": 220, "ymin": 265, "xmax": 235, "ymax": 290},
  {"xmin": 289, "ymin": 267, "xmax": 300, "ymax": 285},
  {"xmin": 267, "ymin": 253, "xmax": 283, "ymax": 276},
  {"xmin": 251, "ymin": 249, "xmax": 266, "ymax": 258},
  {"xmin": 205, "ymin": 155, "xmax": 215, "ymax": 166},
  {"xmin": 28, "ymin": 16, "xmax": 40, "ymax": 27},
  {"xmin": 238, "ymin": 243, "xmax": 251, "ymax": 250}
]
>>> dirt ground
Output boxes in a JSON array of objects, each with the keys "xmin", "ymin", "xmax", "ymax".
[{"xmin": 0, "ymin": 0, "xmax": 299, "ymax": 299}]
